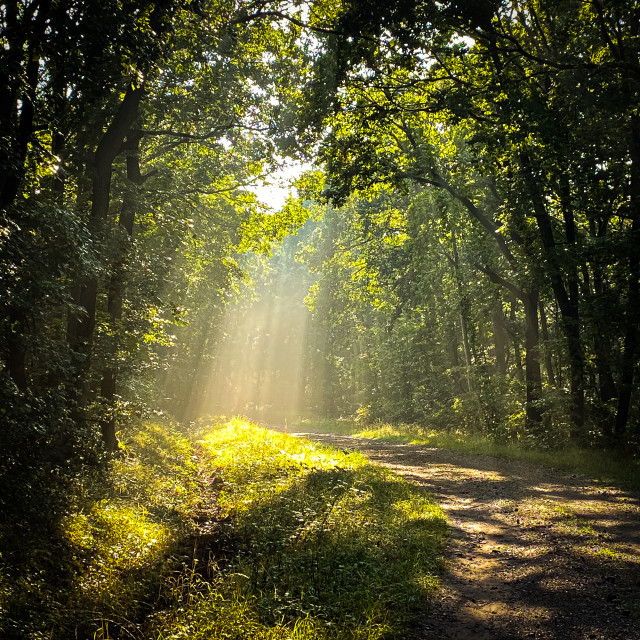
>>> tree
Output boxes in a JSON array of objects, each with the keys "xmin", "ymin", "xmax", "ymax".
[
  {"xmin": 0, "ymin": 0, "xmax": 313, "ymax": 454},
  {"xmin": 301, "ymin": 0, "xmax": 640, "ymax": 444}
]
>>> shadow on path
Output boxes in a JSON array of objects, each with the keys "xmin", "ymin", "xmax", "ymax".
[{"xmin": 280, "ymin": 430, "xmax": 640, "ymax": 640}]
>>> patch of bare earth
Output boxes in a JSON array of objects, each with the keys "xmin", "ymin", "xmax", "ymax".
[{"xmin": 281, "ymin": 430, "xmax": 640, "ymax": 640}]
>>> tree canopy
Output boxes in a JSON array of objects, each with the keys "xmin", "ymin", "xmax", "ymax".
[{"xmin": 1, "ymin": 0, "xmax": 639, "ymax": 482}]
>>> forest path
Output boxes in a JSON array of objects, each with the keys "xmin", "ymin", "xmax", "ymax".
[{"xmin": 273, "ymin": 428, "xmax": 640, "ymax": 639}]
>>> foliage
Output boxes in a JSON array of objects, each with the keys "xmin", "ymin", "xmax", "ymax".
[
  {"xmin": 4, "ymin": 3, "xmax": 640, "ymax": 632},
  {"xmin": 0, "ymin": 418, "xmax": 447, "ymax": 640},
  {"xmin": 271, "ymin": 0, "xmax": 640, "ymax": 450},
  {"xmin": 0, "ymin": 419, "xmax": 197, "ymax": 639},
  {"xmin": 0, "ymin": 0, "xmax": 317, "ymax": 460},
  {"xmin": 4, "ymin": 0, "xmax": 640, "ymax": 485}
]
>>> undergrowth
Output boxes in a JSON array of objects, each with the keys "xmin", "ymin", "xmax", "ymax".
[
  {"xmin": 0, "ymin": 417, "xmax": 447, "ymax": 639},
  {"xmin": 297, "ymin": 418, "xmax": 640, "ymax": 490}
]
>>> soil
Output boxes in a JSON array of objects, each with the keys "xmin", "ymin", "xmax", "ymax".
[{"xmin": 278, "ymin": 429, "xmax": 640, "ymax": 640}]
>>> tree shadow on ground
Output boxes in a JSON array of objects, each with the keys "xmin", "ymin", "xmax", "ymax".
[
  {"xmin": 208, "ymin": 463, "xmax": 448, "ymax": 636},
  {"xmin": 294, "ymin": 432, "xmax": 640, "ymax": 640}
]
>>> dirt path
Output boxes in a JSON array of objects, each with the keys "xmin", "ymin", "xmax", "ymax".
[{"xmin": 283, "ymin": 430, "xmax": 640, "ymax": 640}]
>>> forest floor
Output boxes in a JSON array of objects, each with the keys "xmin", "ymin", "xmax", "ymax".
[{"xmin": 274, "ymin": 427, "xmax": 640, "ymax": 640}]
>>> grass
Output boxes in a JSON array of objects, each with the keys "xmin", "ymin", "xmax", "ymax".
[
  {"xmin": 295, "ymin": 418, "xmax": 640, "ymax": 491},
  {"xmin": 154, "ymin": 419, "xmax": 447, "ymax": 639},
  {"xmin": 0, "ymin": 417, "xmax": 447, "ymax": 640}
]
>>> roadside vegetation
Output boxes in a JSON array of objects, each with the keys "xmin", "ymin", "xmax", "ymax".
[
  {"xmin": 0, "ymin": 418, "xmax": 447, "ymax": 640},
  {"xmin": 297, "ymin": 419, "xmax": 640, "ymax": 492}
]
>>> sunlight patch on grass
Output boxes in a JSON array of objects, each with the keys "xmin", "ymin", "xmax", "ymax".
[
  {"xmin": 0, "ymin": 415, "xmax": 450, "ymax": 639},
  {"xmin": 111, "ymin": 421, "xmax": 204, "ymax": 513},
  {"xmin": 63, "ymin": 502, "xmax": 171, "ymax": 611},
  {"xmin": 152, "ymin": 417, "xmax": 448, "ymax": 640},
  {"xmin": 202, "ymin": 416, "xmax": 367, "ymax": 474},
  {"xmin": 5, "ymin": 417, "xmax": 446, "ymax": 639},
  {"xmin": 49, "ymin": 421, "xmax": 210, "ymax": 636}
]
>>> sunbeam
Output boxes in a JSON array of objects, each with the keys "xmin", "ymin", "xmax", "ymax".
[{"xmin": 199, "ymin": 242, "xmax": 312, "ymax": 425}]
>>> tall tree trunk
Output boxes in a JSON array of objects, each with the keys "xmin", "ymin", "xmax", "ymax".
[
  {"xmin": 523, "ymin": 288, "xmax": 543, "ymax": 431},
  {"xmin": 68, "ymin": 85, "xmax": 144, "ymax": 447},
  {"xmin": 614, "ymin": 238, "xmax": 639, "ymax": 438},
  {"xmin": 586, "ymin": 241, "xmax": 618, "ymax": 439},
  {"xmin": 0, "ymin": 0, "xmax": 52, "ymax": 210},
  {"xmin": 77, "ymin": 86, "xmax": 145, "ymax": 345},
  {"xmin": 614, "ymin": 116, "xmax": 640, "ymax": 439},
  {"xmin": 99, "ymin": 135, "xmax": 145, "ymax": 450},
  {"xmin": 538, "ymin": 301, "xmax": 556, "ymax": 387},
  {"xmin": 521, "ymin": 152, "xmax": 585, "ymax": 437},
  {"xmin": 451, "ymin": 228, "xmax": 473, "ymax": 393},
  {"xmin": 587, "ymin": 221, "xmax": 618, "ymax": 416},
  {"xmin": 493, "ymin": 301, "xmax": 507, "ymax": 376},
  {"xmin": 509, "ymin": 296, "xmax": 524, "ymax": 380}
]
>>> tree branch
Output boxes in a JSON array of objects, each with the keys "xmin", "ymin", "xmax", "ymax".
[{"xmin": 475, "ymin": 262, "xmax": 524, "ymax": 302}]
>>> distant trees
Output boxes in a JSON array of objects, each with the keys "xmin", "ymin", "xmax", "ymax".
[
  {"xmin": 291, "ymin": 0, "xmax": 640, "ymax": 448},
  {"xmin": 2, "ymin": 0, "xmax": 639, "ymax": 465}
]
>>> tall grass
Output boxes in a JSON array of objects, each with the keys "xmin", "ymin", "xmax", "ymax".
[{"xmin": 0, "ymin": 418, "xmax": 447, "ymax": 639}]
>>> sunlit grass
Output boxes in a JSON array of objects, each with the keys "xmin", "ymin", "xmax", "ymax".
[
  {"xmin": 153, "ymin": 417, "xmax": 448, "ymax": 640},
  {"xmin": 297, "ymin": 418, "xmax": 640, "ymax": 490},
  {"xmin": 0, "ymin": 418, "xmax": 447, "ymax": 639},
  {"xmin": 64, "ymin": 503, "xmax": 170, "ymax": 585},
  {"xmin": 54, "ymin": 422, "xmax": 206, "ymax": 637}
]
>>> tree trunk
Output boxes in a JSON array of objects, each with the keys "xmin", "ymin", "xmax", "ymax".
[
  {"xmin": 451, "ymin": 229, "xmax": 473, "ymax": 392},
  {"xmin": 503, "ymin": 295, "xmax": 523, "ymax": 379},
  {"xmin": 538, "ymin": 301, "xmax": 556, "ymax": 387},
  {"xmin": 614, "ymin": 116, "xmax": 640, "ymax": 439},
  {"xmin": 521, "ymin": 152, "xmax": 585, "ymax": 437},
  {"xmin": 614, "ymin": 250, "xmax": 639, "ymax": 438},
  {"xmin": 523, "ymin": 288, "xmax": 543, "ymax": 431},
  {"xmin": 0, "ymin": 0, "xmax": 52, "ymax": 210},
  {"xmin": 587, "ymin": 227, "xmax": 618, "ymax": 418},
  {"xmin": 68, "ymin": 85, "xmax": 144, "ymax": 448},
  {"xmin": 77, "ymin": 86, "xmax": 144, "ymax": 343},
  {"xmin": 493, "ymin": 301, "xmax": 507, "ymax": 376},
  {"xmin": 99, "ymin": 141, "xmax": 144, "ymax": 450}
]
